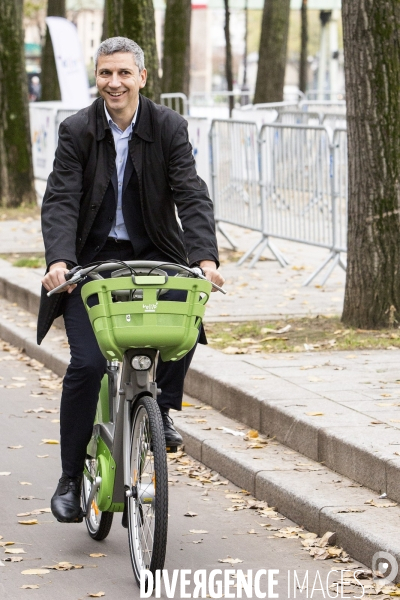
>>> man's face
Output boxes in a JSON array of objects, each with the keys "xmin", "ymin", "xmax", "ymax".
[{"xmin": 95, "ymin": 52, "xmax": 147, "ymax": 115}]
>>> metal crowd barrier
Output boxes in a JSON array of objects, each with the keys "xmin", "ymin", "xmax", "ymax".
[
  {"xmin": 210, "ymin": 119, "xmax": 260, "ymax": 250},
  {"xmin": 210, "ymin": 118, "xmax": 348, "ymax": 284},
  {"xmin": 160, "ymin": 93, "xmax": 189, "ymax": 116}
]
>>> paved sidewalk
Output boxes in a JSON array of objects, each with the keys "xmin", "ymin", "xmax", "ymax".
[{"xmin": 0, "ymin": 219, "xmax": 345, "ymax": 321}]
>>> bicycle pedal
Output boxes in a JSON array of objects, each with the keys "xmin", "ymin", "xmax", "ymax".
[{"xmin": 166, "ymin": 445, "xmax": 178, "ymax": 453}]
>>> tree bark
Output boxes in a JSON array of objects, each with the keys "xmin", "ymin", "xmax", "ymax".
[
  {"xmin": 161, "ymin": 0, "xmax": 191, "ymax": 100},
  {"xmin": 108, "ymin": 0, "xmax": 161, "ymax": 102},
  {"xmin": 342, "ymin": 0, "xmax": 400, "ymax": 328},
  {"xmin": 102, "ymin": 0, "xmax": 109, "ymax": 41},
  {"xmin": 299, "ymin": 0, "xmax": 308, "ymax": 94},
  {"xmin": 40, "ymin": 0, "xmax": 65, "ymax": 101},
  {"xmin": 223, "ymin": 0, "xmax": 234, "ymax": 116},
  {"xmin": 254, "ymin": 0, "xmax": 291, "ymax": 104},
  {"xmin": 0, "ymin": 0, "xmax": 35, "ymax": 207}
]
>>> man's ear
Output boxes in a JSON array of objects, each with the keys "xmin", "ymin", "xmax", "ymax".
[{"xmin": 139, "ymin": 68, "xmax": 147, "ymax": 89}]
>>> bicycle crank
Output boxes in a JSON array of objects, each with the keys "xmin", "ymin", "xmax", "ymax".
[{"xmin": 83, "ymin": 476, "xmax": 102, "ymax": 517}]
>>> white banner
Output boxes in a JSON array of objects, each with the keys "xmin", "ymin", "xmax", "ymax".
[
  {"xmin": 29, "ymin": 104, "xmax": 57, "ymax": 180},
  {"xmin": 46, "ymin": 17, "xmax": 90, "ymax": 108}
]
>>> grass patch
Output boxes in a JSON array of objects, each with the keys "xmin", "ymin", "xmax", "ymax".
[
  {"xmin": 0, "ymin": 203, "xmax": 40, "ymax": 221},
  {"xmin": 204, "ymin": 316, "xmax": 400, "ymax": 354},
  {"xmin": 0, "ymin": 253, "xmax": 45, "ymax": 269},
  {"xmin": 12, "ymin": 256, "xmax": 46, "ymax": 269}
]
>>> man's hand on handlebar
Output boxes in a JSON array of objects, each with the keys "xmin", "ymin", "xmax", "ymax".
[
  {"xmin": 199, "ymin": 260, "xmax": 225, "ymax": 293},
  {"xmin": 41, "ymin": 262, "xmax": 77, "ymax": 295}
]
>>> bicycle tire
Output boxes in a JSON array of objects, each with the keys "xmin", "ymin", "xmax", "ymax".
[
  {"xmin": 82, "ymin": 457, "xmax": 114, "ymax": 541},
  {"xmin": 128, "ymin": 396, "xmax": 168, "ymax": 585}
]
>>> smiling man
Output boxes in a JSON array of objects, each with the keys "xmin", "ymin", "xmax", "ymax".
[{"xmin": 38, "ymin": 37, "xmax": 224, "ymax": 524}]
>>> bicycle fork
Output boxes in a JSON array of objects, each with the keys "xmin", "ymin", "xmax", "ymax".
[{"xmin": 120, "ymin": 349, "xmax": 158, "ymax": 501}]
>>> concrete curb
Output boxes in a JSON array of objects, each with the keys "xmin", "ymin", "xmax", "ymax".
[{"xmin": 176, "ymin": 412, "xmax": 400, "ymax": 573}]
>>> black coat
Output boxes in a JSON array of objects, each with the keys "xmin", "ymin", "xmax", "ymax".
[{"xmin": 37, "ymin": 95, "xmax": 218, "ymax": 344}]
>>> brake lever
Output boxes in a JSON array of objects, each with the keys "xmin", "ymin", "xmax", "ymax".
[
  {"xmin": 46, "ymin": 271, "xmax": 84, "ymax": 297},
  {"xmin": 191, "ymin": 267, "xmax": 227, "ymax": 295}
]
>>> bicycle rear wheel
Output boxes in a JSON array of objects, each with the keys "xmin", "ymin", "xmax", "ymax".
[
  {"xmin": 82, "ymin": 457, "xmax": 114, "ymax": 541},
  {"xmin": 128, "ymin": 396, "xmax": 168, "ymax": 585}
]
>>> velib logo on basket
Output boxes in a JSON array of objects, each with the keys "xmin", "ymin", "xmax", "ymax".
[{"xmin": 143, "ymin": 302, "xmax": 158, "ymax": 313}]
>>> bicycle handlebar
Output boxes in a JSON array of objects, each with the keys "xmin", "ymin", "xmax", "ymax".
[{"xmin": 46, "ymin": 260, "xmax": 226, "ymax": 297}]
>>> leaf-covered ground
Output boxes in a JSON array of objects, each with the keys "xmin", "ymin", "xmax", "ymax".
[{"xmin": 204, "ymin": 316, "xmax": 400, "ymax": 354}]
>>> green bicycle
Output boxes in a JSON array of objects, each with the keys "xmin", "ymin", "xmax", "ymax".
[{"xmin": 48, "ymin": 260, "xmax": 224, "ymax": 585}]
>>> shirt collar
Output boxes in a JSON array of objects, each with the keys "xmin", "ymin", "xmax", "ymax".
[{"xmin": 103, "ymin": 97, "xmax": 139, "ymax": 132}]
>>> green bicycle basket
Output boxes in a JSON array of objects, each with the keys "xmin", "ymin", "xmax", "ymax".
[{"xmin": 81, "ymin": 274, "xmax": 212, "ymax": 362}]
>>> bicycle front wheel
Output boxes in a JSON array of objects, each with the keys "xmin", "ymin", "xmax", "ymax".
[{"xmin": 128, "ymin": 396, "xmax": 168, "ymax": 585}]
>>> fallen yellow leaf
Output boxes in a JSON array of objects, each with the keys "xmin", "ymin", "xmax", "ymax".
[
  {"xmin": 89, "ymin": 553, "xmax": 107, "ymax": 558},
  {"xmin": 88, "ymin": 593, "xmax": 105, "ymax": 598},
  {"xmin": 365, "ymin": 499, "xmax": 397, "ymax": 508},
  {"xmin": 21, "ymin": 568, "xmax": 50, "ymax": 575},
  {"xmin": 43, "ymin": 561, "xmax": 83, "ymax": 570},
  {"xmin": 218, "ymin": 557, "xmax": 243, "ymax": 565},
  {"xmin": 5, "ymin": 548, "xmax": 26, "ymax": 554},
  {"xmin": 306, "ymin": 412, "xmax": 324, "ymax": 417},
  {"xmin": 247, "ymin": 430, "xmax": 259, "ymax": 439},
  {"xmin": 41, "ymin": 439, "xmax": 59, "ymax": 445},
  {"xmin": 18, "ymin": 519, "xmax": 38, "ymax": 525}
]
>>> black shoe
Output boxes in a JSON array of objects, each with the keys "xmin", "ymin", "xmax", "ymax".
[
  {"xmin": 160, "ymin": 409, "xmax": 183, "ymax": 446},
  {"xmin": 51, "ymin": 473, "xmax": 84, "ymax": 523}
]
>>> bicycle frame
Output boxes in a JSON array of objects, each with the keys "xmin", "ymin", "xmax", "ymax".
[{"xmin": 84, "ymin": 347, "xmax": 158, "ymax": 515}]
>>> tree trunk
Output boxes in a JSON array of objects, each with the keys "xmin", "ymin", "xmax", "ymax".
[
  {"xmin": 342, "ymin": 0, "xmax": 400, "ymax": 328},
  {"xmin": 102, "ymin": 0, "xmax": 109, "ymax": 41},
  {"xmin": 162, "ymin": 0, "xmax": 191, "ymax": 100},
  {"xmin": 254, "ymin": 0, "xmax": 291, "ymax": 104},
  {"xmin": 223, "ymin": 0, "xmax": 234, "ymax": 116},
  {"xmin": 40, "ymin": 0, "xmax": 65, "ymax": 101},
  {"xmin": 299, "ymin": 0, "xmax": 308, "ymax": 94},
  {"xmin": 108, "ymin": 0, "xmax": 160, "ymax": 102},
  {"xmin": 0, "ymin": 0, "xmax": 35, "ymax": 207}
]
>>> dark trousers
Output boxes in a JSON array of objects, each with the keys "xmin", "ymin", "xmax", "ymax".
[{"xmin": 60, "ymin": 241, "xmax": 196, "ymax": 477}]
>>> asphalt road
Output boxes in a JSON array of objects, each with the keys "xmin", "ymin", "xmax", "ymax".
[{"xmin": 0, "ymin": 340, "xmax": 365, "ymax": 600}]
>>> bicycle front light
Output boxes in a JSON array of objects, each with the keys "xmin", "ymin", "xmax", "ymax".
[{"xmin": 131, "ymin": 355, "xmax": 152, "ymax": 371}]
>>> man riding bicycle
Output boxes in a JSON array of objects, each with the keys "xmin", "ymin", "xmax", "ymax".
[{"xmin": 38, "ymin": 36, "xmax": 224, "ymax": 524}]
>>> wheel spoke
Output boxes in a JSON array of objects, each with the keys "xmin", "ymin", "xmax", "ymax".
[{"xmin": 128, "ymin": 398, "xmax": 167, "ymax": 582}]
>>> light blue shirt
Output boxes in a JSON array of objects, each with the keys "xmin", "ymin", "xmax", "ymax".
[{"xmin": 104, "ymin": 101, "xmax": 139, "ymax": 240}]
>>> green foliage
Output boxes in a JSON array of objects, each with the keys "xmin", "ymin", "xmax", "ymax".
[
  {"xmin": 24, "ymin": 0, "xmax": 46, "ymax": 20},
  {"xmin": 13, "ymin": 256, "xmax": 46, "ymax": 269}
]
